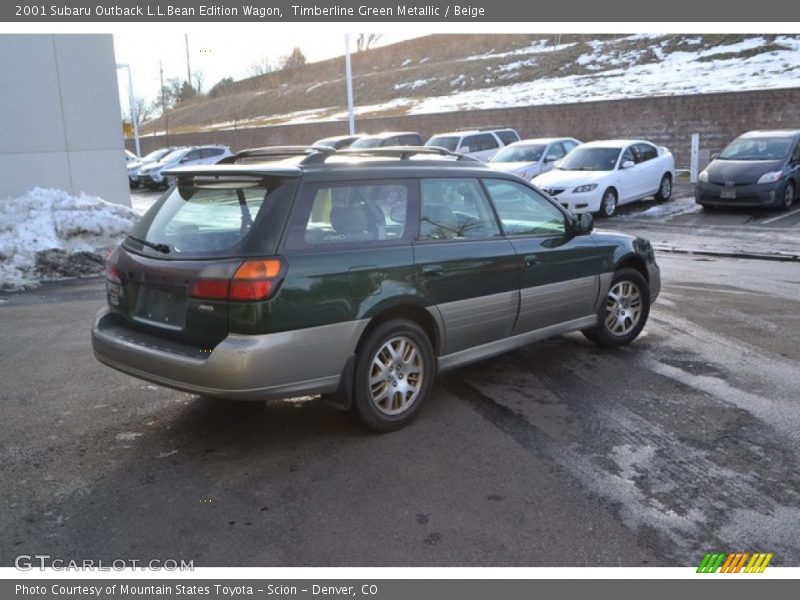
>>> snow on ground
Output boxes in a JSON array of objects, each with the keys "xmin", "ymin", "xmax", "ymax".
[
  {"xmin": 619, "ymin": 197, "xmax": 703, "ymax": 220},
  {"xmin": 0, "ymin": 188, "xmax": 137, "ymax": 291}
]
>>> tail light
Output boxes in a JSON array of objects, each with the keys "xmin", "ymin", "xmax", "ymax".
[
  {"xmin": 105, "ymin": 248, "xmax": 122, "ymax": 284},
  {"xmin": 190, "ymin": 258, "xmax": 284, "ymax": 302}
]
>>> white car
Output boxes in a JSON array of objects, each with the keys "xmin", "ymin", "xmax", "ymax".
[
  {"xmin": 138, "ymin": 145, "xmax": 233, "ymax": 189},
  {"xmin": 425, "ymin": 128, "xmax": 520, "ymax": 161},
  {"xmin": 488, "ymin": 137, "xmax": 582, "ymax": 180},
  {"xmin": 127, "ymin": 147, "xmax": 178, "ymax": 188},
  {"xmin": 533, "ymin": 139, "xmax": 675, "ymax": 217}
]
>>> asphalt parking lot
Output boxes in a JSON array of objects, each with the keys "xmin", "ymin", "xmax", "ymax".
[{"xmin": 1, "ymin": 251, "xmax": 799, "ymax": 567}]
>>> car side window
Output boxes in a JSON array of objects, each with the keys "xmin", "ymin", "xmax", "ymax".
[
  {"xmin": 182, "ymin": 150, "xmax": 201, "ymax": 162},
  {"xmin": 496, "ymin": 130, "xmax": 520, "ymax": 145},
  {"xmin": 548, "ymin": 142, "xmax": 567, "ymax": 159},
  {"xmin": 382, "ymin": 136, "xmax": 400, "ymax": 146},
  {"xmin": 637, "ymin": 143, "xmax": 658, "ymax": 162},
  {"xmin": 475, "ymin": 134, "xmax": 499, "ymax": 151},
  {"xmin": 201, "ymin": 148, "xmax": 224, "ymax": 159},
  {"xmin": 483, "ymin": 179, "xmax": 566, "ymax": 237},
  {"xmin": 399, "ymin": 134, "xmax": 421, "ymax": 145},
  {"xmin": 285, "ymin": 181, "xmax": 410, "ymax": 249},
  {"xmin": 620, "ymin": 146, "xmax": 638, "ymax": 166},
  {"xmin": 460, "ymin": 135, "xmax": 479, "ymax": 152},
  {"xmin": 792, "ymin": 141, "xmax": 800, "ymax": 164},
  {"xmin": 562, "ymin": 140, "xmax": 578, "ymax": 152},
  {"xmin": 419, "ymin": 178, "xmax": 501, "ymax": 241}
]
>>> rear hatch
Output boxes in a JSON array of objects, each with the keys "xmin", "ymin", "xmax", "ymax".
[{"xmin": 106, "ymin": 174, "xmax": 297, "ymax": 349}]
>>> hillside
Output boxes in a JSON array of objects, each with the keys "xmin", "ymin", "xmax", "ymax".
[{"xmin": 143, "ymin": 33, "xmax": 800, "ymax": 135}]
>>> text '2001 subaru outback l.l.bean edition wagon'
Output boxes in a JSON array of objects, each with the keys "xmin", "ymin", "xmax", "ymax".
[{"xmin": 92, "ymin": 146, "xmax": 660, "ymax": 431}]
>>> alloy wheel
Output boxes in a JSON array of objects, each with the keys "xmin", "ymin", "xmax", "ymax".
[
  {"xmin": 369, "ymin": 335, "xmax": 424, "ymax": 416},
  {"xmin": 604, "ymin": 280, "xmax": 643, "ymax": 336}
]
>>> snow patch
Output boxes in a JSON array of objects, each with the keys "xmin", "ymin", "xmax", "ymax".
[{"xmin": 0, "ymin": 188, "xmax": 137, "ymax": 291}]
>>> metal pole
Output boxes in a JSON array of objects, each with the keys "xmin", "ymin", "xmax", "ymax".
[
  {"xmin": 344, "ymin": 33, "xmax": 355, "ymax": 135},
  {"xmin": 117, "ymin": 63, "xmax": 141, "ymax": 157},
  {"xmin": 160, "ymin": 61, "xmax": 169, "ymax": 146},
  {"xmin": 690, "ymin": 133, "xmax": 700, "ymax": 183},
  {"xmin": 185, "ymin": 34, "xmax": 192, "ymax": 88}
]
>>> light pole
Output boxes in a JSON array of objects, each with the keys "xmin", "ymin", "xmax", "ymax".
[
  {"xmin": 344, "ymin": 34, "xmax": 355, "ymax": 135},
  {"xmin": 116, "ymin": 63, "xmax": 141, "ymax": 157}
]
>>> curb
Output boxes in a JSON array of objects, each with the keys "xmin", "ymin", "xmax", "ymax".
[{"xmin": 652, "ymin": 245, "xmax": 800, "ymax": 262}]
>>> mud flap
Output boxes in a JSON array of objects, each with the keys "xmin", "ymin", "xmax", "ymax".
[{"xmin": 321, "ymin": 354, "xmax": 355, "ymax": 411}]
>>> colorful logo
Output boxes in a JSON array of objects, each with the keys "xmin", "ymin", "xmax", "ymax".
[{"xmin": 697, "ymin": 552, "xmax": 773, "ymax": 573}]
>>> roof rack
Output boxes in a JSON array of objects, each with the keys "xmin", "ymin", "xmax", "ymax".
[
  {"xmin": 221, "ymin": 145, "xmax": 482, "ymax": 166},
  {"xmin": 336, "ymin": 146, "xmax": 481, "ymax": 162},
  {"xmin": 218, "ymin": 145, "xmax": 335, "ymax": 166}
]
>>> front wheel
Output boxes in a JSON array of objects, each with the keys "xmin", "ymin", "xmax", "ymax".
[
  {"xmin": 655, "ymin": 173, "xmax": 672, "ymax": 202},
  {"xmin": 779, "ymin": 181, "xmax": 795, "ymax": 211},
  {"xmin": 582, "ymin": 268, "xmax": 650, "ymax": 347},
  {"xmin": 598, "ymin": 188, "xmax": 618, "ymax": 218},
  {"xmin": 353, "ymin": 319, "xmax": 435, "ymax": 432}
]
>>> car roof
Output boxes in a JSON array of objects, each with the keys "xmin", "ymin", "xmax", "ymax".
[
  {"xmin": 507, "ymin": 137, "xmax": 575, "ymax": 146},
  {"xmin": 432, "ymin": 129, "xmax": 513, "ymax": 137},
  {"xmin": 580, "ymin": 139, "xmax": 654, "ymax": 148},
  {"xmin": 739, "ymin": 130, "xmax": 800, "ymax": 138},
  {"xmin": 357, "ymin": 131, "xmax": 420, "ymax": 139}
]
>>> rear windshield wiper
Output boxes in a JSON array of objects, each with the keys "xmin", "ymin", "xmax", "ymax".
[{"xmin": 127, "ymin": 235, "xmax": 170, "ymax": 254}]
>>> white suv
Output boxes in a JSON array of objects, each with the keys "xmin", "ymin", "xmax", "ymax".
[
  {"xmin": 425, "ymin": 128, "xmax": 520, "ymax": 161},
  {"xmin": 139, "ymin": 145, "xmax": 233, "ymax": 189}
]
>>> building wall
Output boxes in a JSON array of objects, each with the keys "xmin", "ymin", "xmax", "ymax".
[
  {"xmin": 131, "ymin": 87, "xmax": 800, "ymax": 168},
  {"xmin": 0, "ymin": 34, "xmax": 129, "ymax": 206}
]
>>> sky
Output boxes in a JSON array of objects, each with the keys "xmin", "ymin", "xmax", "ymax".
[{"xmin": 113, "ymin": 31, "xmax": 418, "ymax": 118}]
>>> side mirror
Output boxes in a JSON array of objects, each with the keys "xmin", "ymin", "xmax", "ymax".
[
  {"xmin": 544, "ymin": 154, "xmax": 559, "ymax": 163},
  {"xmin": 571, "ymin": 213, "xmax": 594, "ymax": 235},
  {"xmin": 710, "ymin": 152, "xmax": 719, "ymax": 161},
  {"xmin": 459, "ymin": 146, "xmax": 471, "ymax": 154},
  {"xmin": 621, "ymin": 160, "xmax": 635, "ymax": 169}
]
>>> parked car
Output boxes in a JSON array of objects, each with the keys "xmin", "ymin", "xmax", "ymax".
[
  {"xmin": 92, "ymin": 145, "xmax": 660, "ymax": 432},
  {"xmin": 127, "ymin": 147, "xmax": 179, "ymax": 188},
  {"xmin": 313, "ymin": 135, "xmax": 361, "ymax": 149},
  {"xmin": 533, "ymin": 140, "xmax": 675, "ymax": 217},
  {"xmin": 349, "ymin": 132, "xmax": 423, "ymax": 148},
  {"xmin": 488, "ymin": 138, "xmax": 582, "ymax": 180},
  {"xmin": 696, "ymin": 130, "xmax": 800, "ymax": 211},
  {"xmin": 426, "ymin": 127, "xmax": 521, "ymax": 161},
  {"xmin": 138, "ymin": 145, "xmax": 233, "ymax": 189}
]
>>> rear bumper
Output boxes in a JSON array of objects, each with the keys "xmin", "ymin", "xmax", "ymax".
[
  {"xmin": 695, "ymin": 181, "xmax": 783, "ymax": 207},
  {"xmin": 92, "ymin": 308, "xmax": 368, "ymax": 400}
]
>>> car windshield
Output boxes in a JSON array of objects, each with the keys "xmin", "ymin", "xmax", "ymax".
[
  {"xmin": 558, "ymin": 147, "xmax": 621, "ymax": 171},
  {"xmin": 350, "ymin": 137, "xmax": 383, "ymax": 149},
  {"xmin": 128, "ymin": 179, "xmax": 294, "ymax": 257},
  {"xmin": 718, "ymin": 137, "xmax": 793, "ymax": 161},
  {"xmin": 426, "ymin": 136, "xmax": 460, "ymax": 152},
  {"xmin": 159, "ymin": 149, "xmax": 187, "ymax": 163},
  {"xmin": 491, "ymin": 144, "xmax": 546, "ymax": 163},
  {"xmin": 142, "ymin": 148, "xmax": 170, "ymax": 161}
]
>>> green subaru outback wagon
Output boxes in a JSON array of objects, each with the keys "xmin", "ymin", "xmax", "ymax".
[{"xmin": 92, "ymin": 146, "xmax": 660, "ymax": 431}]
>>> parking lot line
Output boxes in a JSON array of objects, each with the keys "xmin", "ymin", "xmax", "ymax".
[{"xmin": 760, "ymin": 207, "xmax": 800, "ymax": 225}]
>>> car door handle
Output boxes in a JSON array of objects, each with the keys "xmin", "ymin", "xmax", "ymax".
[
  {"xmin": 523, "ymin": 255, "xmax": 541, "ymax": 267},
  {"xmin": 422, "ymin": 265, "xmax": 445, "ymax": 277}
]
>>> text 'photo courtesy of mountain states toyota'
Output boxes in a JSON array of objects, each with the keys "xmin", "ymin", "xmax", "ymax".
[{"xmin": 92, "ymin": 145, "xmax": 660, "ymax": 432}]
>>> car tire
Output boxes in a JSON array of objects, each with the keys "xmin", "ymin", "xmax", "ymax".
[
  {"xmin": 582, "ymin": 268, "xmax": 650, "ymax": 347},
  {"xmin": 779, "ymin": 181, "xmax": 795, "ymax": 211},
  {"xmin": 598, "ymin": 188, "xmax": 618, "ymax": 218},
  {"xmin": 655, "ymin": 173, "xmax": 672, "ymax": 202},
  {"xmin": 353, "ymin": 319, "xmax": 435, "ymax": 432}
]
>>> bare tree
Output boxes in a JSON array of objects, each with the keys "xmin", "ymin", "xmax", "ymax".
[
  {"xmin": 356, "ymin": 33, "xmax": 383, "ymax": 52},
  {"xmin": 249, "ymin": 57, "xmax": 274, "ymax": 77},
  {"xmin": 280, "ymin": 47, "xmax": 307, "ymax": 70},
  {"xmin": 191, "ymin": 70, "xmax": 205, "ymax": 95}
]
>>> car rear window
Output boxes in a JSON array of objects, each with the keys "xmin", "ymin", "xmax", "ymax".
[
  {"xmin": 496, "ymin": 130, "xmax": 520, "ymax": 145},
  {"xmin": 128, "ymin": 179, "xmax": 292, "ymax": 257}
]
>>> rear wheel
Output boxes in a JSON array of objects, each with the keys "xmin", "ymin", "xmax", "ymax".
[
  {"xmin": 582, "ymin": 268, "xmax": 650, "ymax": 347},
  {"xmin": 353, "ymin": 319, "xmax": 435, "ymax": 432},
  {"xmin": 655, "ymin": 173, "xmax": 672, "ymax": 202},
  {"xmin": 598, "ymin": 188, "xmax": 618, "ymax": 218}
]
